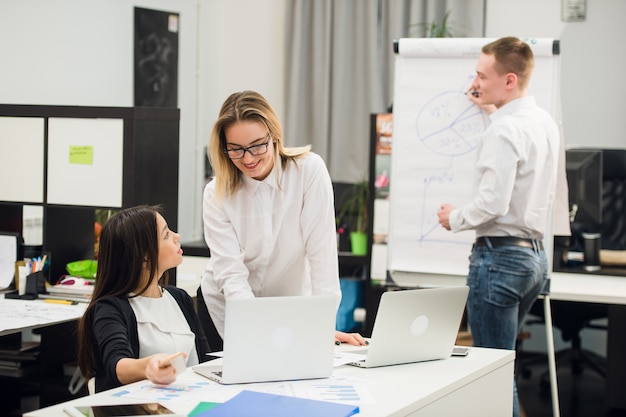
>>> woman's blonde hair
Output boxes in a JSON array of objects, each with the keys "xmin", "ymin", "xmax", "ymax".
[{"xmin": 208, "ymin": 90, "xmax": 311, "ymax": 199}]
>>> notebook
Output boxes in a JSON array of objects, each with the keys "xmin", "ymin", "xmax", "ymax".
[
  {"xmin": 192, "ymin": 295, "xmax": 336, "ymax": 384},
  {"xmin": 348, "ymin": 286, "xmax": 469, "ymax": 368}
]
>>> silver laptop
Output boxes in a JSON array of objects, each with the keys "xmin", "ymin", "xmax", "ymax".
[
  {"xmin": 192, "ymin": 295, "xmax": 336, "ymax": 384},
  {"xmin": 348, "ymin": 286, "xmax": 469, "ymax": 368}
]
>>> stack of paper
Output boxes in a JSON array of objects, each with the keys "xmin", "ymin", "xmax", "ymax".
[
  {"xmin": 40, "ymin": 278, "xmax": 94, "ymax": 302},
  {"xmin": 196, "ymin": 390, "xmax": 359, "ymax": 417}
]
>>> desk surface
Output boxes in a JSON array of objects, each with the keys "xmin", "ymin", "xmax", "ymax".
[
  {"xmin": 389, "ymin": 269, "xmax": 626, "ymax": 306},
  {"xmin": 551, "ymin": 271, "xmax": 626, "ymax": 305},
  {"xmin": 25, "ymin": 346, "xmax": 514, "ymax": 417},
  {"xmin": 0, "ymin": 296, "xmax": 86, "ymax": 337}
]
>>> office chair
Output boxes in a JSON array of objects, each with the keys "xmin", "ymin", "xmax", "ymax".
[
  {"xmin": 196, "ymin": 287, "xmax": 224, "ymax": 352},
  {"xmin": 522, "ymin": 300, "xmax": 608, "ymax": 384}
]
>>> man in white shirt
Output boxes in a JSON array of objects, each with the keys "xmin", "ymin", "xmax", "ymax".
[{"xmin": 437, "ymin": 37, "xmax": 560, "ymax": 417}]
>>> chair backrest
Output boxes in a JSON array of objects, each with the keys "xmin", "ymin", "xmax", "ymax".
[{"xmin": 196, "ymin": 286, "xmax": 224, "ymax": 352}]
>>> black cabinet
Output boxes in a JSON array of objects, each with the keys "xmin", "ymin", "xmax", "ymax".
[{"xmin": 0, "ymin": 105, "xmax": 179, "ymax": 411}]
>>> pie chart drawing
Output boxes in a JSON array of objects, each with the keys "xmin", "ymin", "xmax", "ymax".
[{"xmin": 415, "ymin": 91, "xmax": 488, "ymax": 158}]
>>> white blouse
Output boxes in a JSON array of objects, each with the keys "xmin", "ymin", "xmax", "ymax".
[
  {"xmin": 129, "ymin": 290, "xmax": 199, "ymax": 366},
  {"xmin": 201, "ymin": 152, "xmax": 341, "ymax": 337}
]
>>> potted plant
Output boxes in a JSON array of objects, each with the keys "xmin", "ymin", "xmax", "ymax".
[
  {"xmin": 409, "ymin": 10, "xmax": 462, "ymax": 38},
  {"xmin": 336, "ymin": 180, "xmax": 369, "ymax": 255}
]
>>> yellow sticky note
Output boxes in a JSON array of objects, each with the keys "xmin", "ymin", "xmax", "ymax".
[{"xmin": 69, "ymin": 145, "xmax": 93, "ymax": 165}]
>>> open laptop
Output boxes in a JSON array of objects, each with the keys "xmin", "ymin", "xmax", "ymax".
[
  {"xmin": 192, "ymin": 295, "xmax": 336, "ymax": 384},
  {"xmin": 348, "ymin": 286, "xmax": 469, "ymax": 368}
]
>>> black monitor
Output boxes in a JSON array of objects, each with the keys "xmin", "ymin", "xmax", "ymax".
[{"xmin": 566, "ymin": 149, "xmax": 603, "ymax": 233}]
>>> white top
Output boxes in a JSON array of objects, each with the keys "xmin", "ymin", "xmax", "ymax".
[
  {"xmin": 201, "ymin": 152, "xmax": 341, "ymax": 336},
  {"xmin": 450, "ymin": 96, "xmax": 560, "ymax": 239},
  {"xmin": 129, "ymin": 291, "xmax": 199, "ymax": 366}
]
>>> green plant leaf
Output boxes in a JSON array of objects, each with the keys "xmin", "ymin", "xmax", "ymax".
[{"xmin": 336, "ymin": 180, "xmax": 369, "ymax": 234}]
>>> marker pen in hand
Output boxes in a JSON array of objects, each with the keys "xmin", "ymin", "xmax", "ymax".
[{"xmin": 159, "ymin": 352, "xmax": 187, "ymax": 375}]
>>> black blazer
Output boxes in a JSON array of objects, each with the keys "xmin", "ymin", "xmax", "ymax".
[{"xmin": 90, "ymin": 286, "xmax": 210, "ymax": 392}]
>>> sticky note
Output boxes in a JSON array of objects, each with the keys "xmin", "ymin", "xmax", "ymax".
[{"xmin": 69, "ymin": 145, "xmax": 93, "ymax": 165}]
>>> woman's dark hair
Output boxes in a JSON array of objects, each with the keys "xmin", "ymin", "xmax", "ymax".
[{"xmin": 77, "ymin": 205, "xmax": 168, "ymax": 380}]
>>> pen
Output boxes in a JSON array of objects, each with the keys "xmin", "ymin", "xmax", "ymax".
[
  {"xmin": 44, "ymin": 299, "xmax": 78, "ymax": 305},
  {"xmin": 32, "ymin": 256, "xmax": 41, "ymax": 272},
  {"xmin": 159, "ymin": 352, "xmax": 184, "ymax": 368},
  {"xmin": 469, "ymin": 90, "xmax": 479, "ymax": 98}
]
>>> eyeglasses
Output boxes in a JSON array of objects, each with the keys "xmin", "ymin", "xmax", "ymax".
[{"xmin": 224, "ymin": 134, "xmax": 271, "ymax": 159}]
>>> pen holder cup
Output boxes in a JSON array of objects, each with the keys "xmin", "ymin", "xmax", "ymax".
[{"xmin": 25, "ymin": 271, "xmax": 47, "ymax": 295}]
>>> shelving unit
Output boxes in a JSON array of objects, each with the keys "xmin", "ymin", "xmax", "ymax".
[
  {"xmin": 0, "ymin": 104, "xmax": 179, "ymax": 411},
  {"xmin": 0, "ymin": 104, "xmax": 180, "ymax": 283}
]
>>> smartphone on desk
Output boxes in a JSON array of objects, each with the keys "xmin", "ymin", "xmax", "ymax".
[
  {"xmin": 64, "ymin": 403, "xmax": 184, "ymax": 417},
  {"xmin": 451, "ymin": 346, "xmax": 470, "ymax": 357}
]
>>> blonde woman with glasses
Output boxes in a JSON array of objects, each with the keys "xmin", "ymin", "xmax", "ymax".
[{"xmin": 200, "ymin": 90, "xmax": 366, "ymax": 349}]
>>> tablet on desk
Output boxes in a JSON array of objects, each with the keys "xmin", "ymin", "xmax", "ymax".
[{"xmin": 64, "ymin": 403, "xmax": 185, "ymax": 417}]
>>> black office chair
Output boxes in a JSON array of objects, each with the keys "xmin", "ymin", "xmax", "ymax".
[
  {"xmin": 196, "ymin": 286, "xmax": 224, "ymax": 352},
  {"xmin": 524, "ymin": 300, "xmax": 607, "ymax": 383},
  {"xmin": 518, "ymin": 265, "xmax": 609, "ymax": 394},
  {"xmin": 520, "ymin": 148, "xmax": 626, "ymax": 390}
]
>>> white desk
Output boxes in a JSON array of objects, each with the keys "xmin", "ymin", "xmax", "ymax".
[
  {"xmin": 386, "ymin": 269, "xmax": 626, "ymax": 414},
  {"xmin": 0, "ymin": 295, "xmax": 88, "ymax": 412},
  {"xmin": 391, "ymin": 270, "xmax": 626, "ymax": 303},
  {"xmin": 25, "ymin": 347, "xmax": 515, "ymax": 417},
  {"xmin": 550, "ymin": 271, "xmax": 626, "ymax": 304},
  {"xmin": 0, "ymin": 295, "xmax": 87, "ymax": 337}
]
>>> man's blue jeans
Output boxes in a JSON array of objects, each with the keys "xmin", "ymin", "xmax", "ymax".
[{"xmin": 466, "ymin": 242, "xmax": 548, "ymax": 417}]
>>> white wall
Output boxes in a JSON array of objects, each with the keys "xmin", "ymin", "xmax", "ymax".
[
  {"xmin": 0, "ymin": 0, "xmax": 199, "ymax": 240},
  {"xmin": 195, "ymin": 0, "xmax": 287, "ymax": 240},
  {"xmin": 485, "ymin": 0, "xmax": 626, "ymax": 150},
  {"xmin": 0, "ymin": 0, "xmax": 287, "ymax": 243},
  {"xmin": 1, "ymin": 0, "xmax": 623, "ymax": 245}
]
